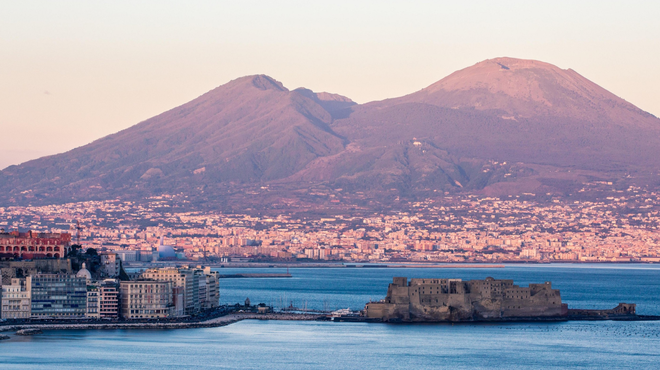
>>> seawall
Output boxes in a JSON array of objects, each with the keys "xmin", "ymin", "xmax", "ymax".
[{"xmin": 0, "ymin": 313, "xmax": 322, "ymax": 333}]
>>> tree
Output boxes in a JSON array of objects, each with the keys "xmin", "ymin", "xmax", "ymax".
[
  {"xmin": 67, "ymin": 244, "xmax": 82, "ymax": 258},
  {"xmin": 85, "ymin": 248, "xmax": 98, "ymax": 256}
]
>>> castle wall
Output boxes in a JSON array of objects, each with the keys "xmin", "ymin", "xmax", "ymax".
[{"xmin": 365, "ymin": 276, "xmax": 565, "ymax": 322}]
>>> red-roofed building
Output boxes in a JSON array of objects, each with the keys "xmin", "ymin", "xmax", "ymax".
[{"xmin": 0, "ymin": 230, "xmax": 72, "ymax": 259}]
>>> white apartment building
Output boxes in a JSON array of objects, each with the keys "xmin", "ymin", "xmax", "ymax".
[{"xmin": 1, "ymin": 278, "xmax": 31, "ymax": 319}]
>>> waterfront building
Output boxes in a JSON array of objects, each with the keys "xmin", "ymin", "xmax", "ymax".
[
  {"xmin": 86, "ymin": 279, "xmax": 119, "ymax": 319},
  {"xmin": 119, "ymin": 280, "xmax": 173, "ymax": 319},
  {"xmin": 0, "ymin": 230, "xmax": 71, "ymax": 259},
  {"xmin": 98, "ymin": 279, "xmax": 119, "ymax": 318},
  {"xmin": 141, "ymin": 266, "xmax": 219, "ymax": 315},
  {"xmin": 142, "ymin": 267, "xmax": 196, "ymax": 315},
  {"xmin": 202, "ymin": 267, "xmax": 220, "ymax": 310},
  {"xmin": 172, "ymin": 286, "xmax": 185, "ymax": 317},
  {"xmin": 29, "ymin": 274, "xmax": 87, "ymax": 318},
  {"xmin": 182, "ymin": 268, "xmax": 201, "ymax": 314},
  {"xmin": 1, "ymin": 278, "xmax": 31, "ymax": 319},
  {"xmin": 86, "ymin": 284, "xmax": 99, "ymax": 318},
  {"xmin": 198, "ymin": 270, "xmax": 206, "ymax": 309}
]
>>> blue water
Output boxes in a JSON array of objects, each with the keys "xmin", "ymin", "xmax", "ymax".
[
  {"xmin": 2, "ymin": 264, "xmax": 660, "ymax": 369},
  {"xmin": 218, "ymin": 264, "xmax": 660, "ymax": 314}
]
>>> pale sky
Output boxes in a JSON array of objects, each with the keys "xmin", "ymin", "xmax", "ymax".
[{"xmin": 1, "ymin": 1, "xmax": 659, "ymax": 169}]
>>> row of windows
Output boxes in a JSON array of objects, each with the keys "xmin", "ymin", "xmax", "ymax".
[
  {"xmin": 129, "ymin": 309, "xmax": 167, "ymax": 314},
  {"xmin": 2, "ymin": 305, "xmax": 30, "ymax": 310},
  {"xmin": 127, "ymin": 304, "xmax": 169, "ymax": 309},
  {"xmin": 0, "ymin": 238, "xmax": 63, "ymax": 245},
  {"xmin": 32, "ymin": 295, "xmax": 87, "ymax": 300},
  {"xmin": 1, "ymin": 294, "xmax": 29, "ymax": 298},
  {"xmin": 33, "ymin": 289, "xmax": 87, "ymax": 292},
  {"xmin": 0, "ymin": 312, "xmax": 30, "ymax": 318},
  {"xmin": 34, "ymin": 280, "xmax": 86, "ymax": 284},
  {"xmin": 0, "ymin": 245, "xmax": 61, "ymax": 249}
]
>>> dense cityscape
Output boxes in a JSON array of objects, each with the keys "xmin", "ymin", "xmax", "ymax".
[{"xmin": 2, "ymin": 181, "xmax": 659, "ymax": 265}]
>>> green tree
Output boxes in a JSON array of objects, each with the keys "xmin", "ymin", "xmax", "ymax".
[{"xmin": 67, "ymin": 244, "xmax": 82, "ymax": 258}]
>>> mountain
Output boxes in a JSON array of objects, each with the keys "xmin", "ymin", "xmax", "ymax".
[
  {"xmin": 0, "ymin": 75, "xmax": 351, "ymax": 203},
  {"xmin": 399, "ymin": 57, "xmax": 656, "ymax": 124},
  {"xmin": 325, "ymin": 58, "xmax": 660, "ymax": 194},
  {"xmin": 1, "ymin": 57, "xmax": 659, "ymax": 206}
]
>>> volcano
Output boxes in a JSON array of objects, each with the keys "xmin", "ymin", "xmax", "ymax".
[{"xmin": 2, "ymin": 57, "xmax": 659, "ymax": 205}]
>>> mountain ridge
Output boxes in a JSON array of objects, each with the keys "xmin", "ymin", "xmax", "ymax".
[{"xmin": 2, "ymin": 58, "xmax": 659, "ymax": 206}]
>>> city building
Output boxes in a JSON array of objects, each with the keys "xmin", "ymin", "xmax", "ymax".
[
  {"xmin": 29, "ymin": 274, "xmax": 87, "ymax": 318},
  {"xmin": 119, "ymin": 280, "xmax": 173, "ymax": 319},
  {"xmin": 100, "ymin": 252, "xmax": 120, "ymax": 278},
  {"xmin": 202, "ymin": 267, "xmax": 220, "ymax": 309},
  {"xmin": 141, "ymin": 266, "xmax": 219, "ymax": 314},
  {"xmin": 142, "ymin": 267, "xmax": 196, "ymax": 315},
  {"xmin": 0, "ymin": 230, "xmax": 71, "ymax": 259},
  {"xmin": 86, "ymin": 284, "xmax": 99, "ymax": 318},
  {"xmin": 172, "ymin": 286, "xmax": 185, "ymax": 317},
  {"xmin": 1, "ymin": 278, "xmax": 31, "ymax": 319},
  {"xmin": 98, "ymin": 279, "xmax": 119, "ymax": 318},
  {"xmin": 157, "ymin": 236, "xmax": 177, "ymax": 259}
]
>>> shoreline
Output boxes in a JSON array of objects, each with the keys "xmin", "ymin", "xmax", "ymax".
[
  {"xmin": 2, "ymin": 313, "xmax": 660, "ymax": 335},
  {"xmin": 124, "ymin": 262, "xmax": 660, "ymax": 270},
  {"xmin": 0, "ymin": 313, "xmax": 322, "ymax": 333}
]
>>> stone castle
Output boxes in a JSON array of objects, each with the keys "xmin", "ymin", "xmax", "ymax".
[{"xmin": 365, "ymin": 277, "xmax": 568, "ymax": 322}]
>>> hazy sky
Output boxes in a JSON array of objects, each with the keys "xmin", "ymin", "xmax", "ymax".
[{"xmin": 1, "ymin": 1, "xmax": 659, "ymax": 169}]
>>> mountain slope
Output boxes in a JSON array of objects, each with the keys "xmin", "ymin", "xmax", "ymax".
[
  {"xmin": 327, "ymin": 58, "xmax": 660, "ymax": 192},
  {"xmin": 0, "ymin": 75, "xmax": 350, "ymax": 202},
  {"xmin": 1, "ymin": 58, "xmax": 659, "ymax": 205}
]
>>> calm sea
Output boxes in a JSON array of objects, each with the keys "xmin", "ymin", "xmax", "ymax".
[{"xmin": 1, "ymin": 264, "xmax": 660, "ymax": 369}]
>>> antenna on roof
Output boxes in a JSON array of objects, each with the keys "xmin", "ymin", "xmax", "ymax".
[{"xmin": 75, "ymin": 220, "xmax": 83, "ymax": 244}]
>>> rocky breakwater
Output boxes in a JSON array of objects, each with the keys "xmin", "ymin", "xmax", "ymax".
[
  {"xmin": 0, "ymin": 313, "xmax": 322, "ymax": 333},
  {"xmin": 16, "ymin": 328, "xmax": 43, "ymax": 335}
]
